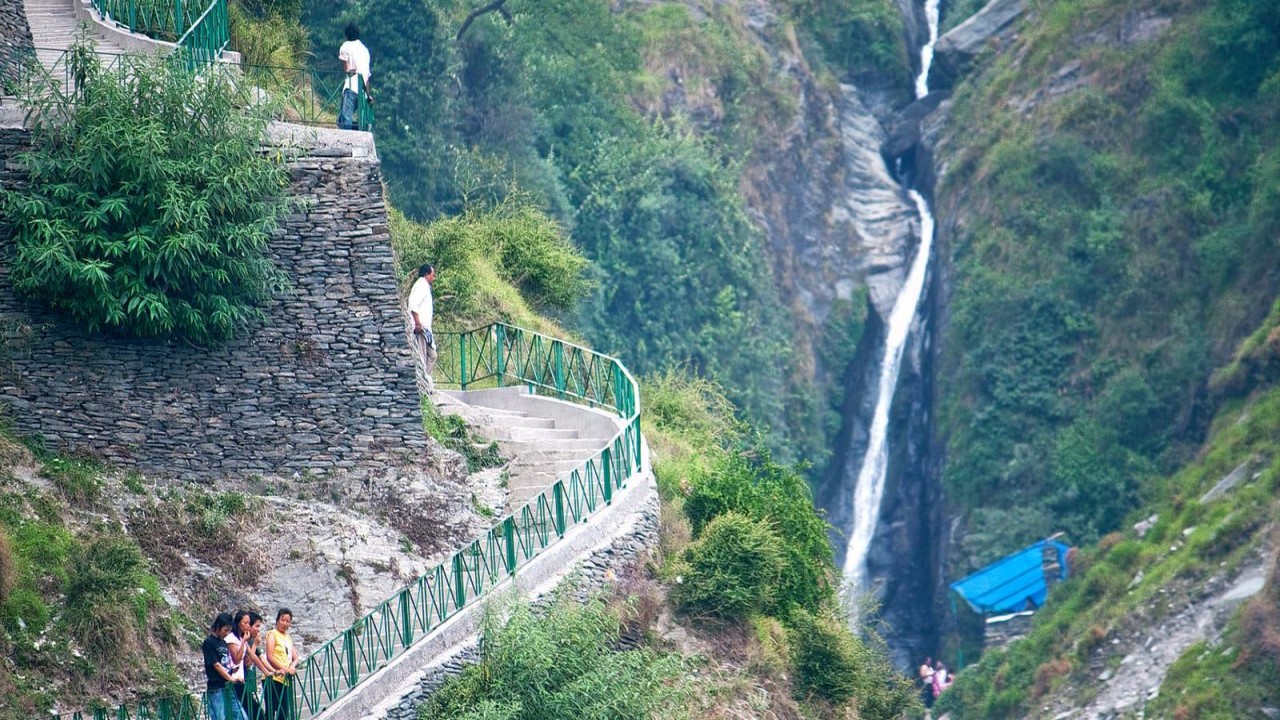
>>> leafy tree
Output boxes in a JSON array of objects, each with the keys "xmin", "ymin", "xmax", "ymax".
[{"xmin": 3, "ymin": 46, "xmax": 288, "ymax": 344}]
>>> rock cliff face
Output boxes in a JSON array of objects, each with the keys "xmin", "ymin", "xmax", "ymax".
[
  {"xmin": 717, "ymin": 0, "xmax": 949, "ymax": 665},
  {"xmin": 661, "ymin": 0, "xmax": 945, "ymax": 663},
  {"xmin": 725, "ymin": 6, "xmax": 916, "ymax": 385}
]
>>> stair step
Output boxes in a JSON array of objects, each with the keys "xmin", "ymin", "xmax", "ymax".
[
  {"xmin": 437, "ymin": 404, "xmax": 529, "ymax": 420},
  {"xmin": 508, "ymin": 459, "xmax": 590, "ymax": 474},
  {"xmin": 497, "ymin": 438, "xmax": 600, "ymax": 454},
  {"xmin": 480, "ymin": 426, "xmax": 579, "ymax": 442},
  {"xmin": 474, "ymin": 414, "xmax": 555, "ymax": 430}
]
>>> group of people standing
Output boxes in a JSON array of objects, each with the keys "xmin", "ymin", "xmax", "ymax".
[
  {"xmin": 202, "ymin": 608, "xmax": 300, "ymax": 720},
  {"xmin": 918, "ymin": 656, "xmax": 954, "ymax": 707}
]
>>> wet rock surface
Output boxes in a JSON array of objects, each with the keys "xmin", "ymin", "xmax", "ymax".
[{"xmin": 931, "ymin": 0, "xmax": 1026, "ymax": 91}]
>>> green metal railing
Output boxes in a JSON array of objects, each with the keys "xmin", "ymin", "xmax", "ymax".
[
  {"xmin": 435, "ymin": 324, "xmax": 638, "ymax": 420},
  {"xmin": 52, "ymin": 324, "xmax": 640, "ymax": 719},
  {"xmin": 90, "ymin": 0, "xmax": 229, "ymax": 70},
  {"xmin": 175, "ymin": 0, "xmax": 229, "ymax": 71},
  {"xmin": 234, "ymin": 62, "xmax": 374, "ymax": 131},
  {"xmin": 285, "ymin": 323, "xmax": 641, "ymax": 717},
  {"xmin": 15, "ymin": 48, "xmax": 374, "ymax": 133},
  {"xmin": 92, "ymin": 0, "xmax": 200, "ymax": 41}
]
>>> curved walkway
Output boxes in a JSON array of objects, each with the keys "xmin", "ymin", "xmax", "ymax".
[{"xmin": 317, "ymin": 386, "xmax": 656, "ymax": 720}]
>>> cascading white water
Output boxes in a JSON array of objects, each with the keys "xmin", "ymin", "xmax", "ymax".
[
  {"xmin": 915, "ymin": 0, "xmax": 942, "ymax": 99},
  {"xmin": 842, "ymin": 0, "xmax": 941, "ymax": 596}
]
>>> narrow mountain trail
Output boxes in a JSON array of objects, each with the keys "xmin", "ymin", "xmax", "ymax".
[{"xmin": 1048, "ymin": 555, "xmax": 1269, "ymax": 720}]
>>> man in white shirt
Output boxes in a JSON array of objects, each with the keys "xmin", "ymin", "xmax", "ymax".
[
  {"xmin": 337, "ymin": 23, "xmax": 371, "ymax": 130},
  {"xmin": 408, "ymin": 263, "xmax": 436, "ymax": 392}
]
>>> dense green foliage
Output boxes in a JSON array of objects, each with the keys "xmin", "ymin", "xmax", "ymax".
[
  {"xmin": 682, "ymin": 446, "xmax": 835, "ymax": 616},
  {"xmin": 419, "ymin": 596, "xmax": 692, "ymax": 720},
  {"xmin": 937, "ymin": 0, "xmax": 1280, "ymax": 570},
  {"xmin": 229, "ymin": 0, "xmax": 310, "ymax": 68},
  {"xmin": 671, "ymin": 512, "xmax": 786, "ymax": 620},
  {"xmin": 644, "ymin": 369, "xmax": 918, "ymax": 716},
  {"xmin": 789, "ymin": 608, "xmax": 916, "ymax": 713},
  {"xmin": 0, "ymin": 433, "xmax": 177, "ymax": 714},
  {"xmin": 392, "ymin": 196, "xmax": 589, "ymax": 320},
  {"xmin": 3, "ymin": 48, "xmax": 288, "ymax": 344},
  {"xmin": 389, "ymin": 201, "xmax": 585, "ymax": 334},
  {"xmin": 937, "ymin": 384, "xmax": 1280, "ymax": 717},
  {"xmin": 302, "ymin": 0, "xmax": 891, "ymax": 453},
  {"xmin": 62, "ymin": 535, "xmax": 164, "ymax": 664},
  {"xmin": 789, "ymin": 0, "xmax": 909, "ymax": 82}
]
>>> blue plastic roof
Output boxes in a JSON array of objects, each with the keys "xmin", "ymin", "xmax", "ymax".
[{"xmin": 949, "ymin": 540, "xmax": 1070, "ymax": 615}]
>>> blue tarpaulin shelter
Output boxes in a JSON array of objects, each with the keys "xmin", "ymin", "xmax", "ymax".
[{"xmin": 949, "ymin": 540, "xmax": 1070, "ymax": 615}]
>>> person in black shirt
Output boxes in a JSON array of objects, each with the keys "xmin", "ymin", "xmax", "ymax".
[{"xmin": 202, "ymin": 613, "xmax": 236, "ymax": 720}]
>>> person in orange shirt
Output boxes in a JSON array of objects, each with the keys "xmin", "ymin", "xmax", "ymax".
[{"xmin": 262, "ymin": 608, "xmax": 299, "ymax": 720}]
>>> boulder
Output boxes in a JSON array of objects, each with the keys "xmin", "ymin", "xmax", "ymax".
[{"xmin": 931, "ymin": 0, "xmax": 1026, "ymax": 90}]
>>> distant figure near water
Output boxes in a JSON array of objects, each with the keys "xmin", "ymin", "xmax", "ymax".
[
  {"xmin": 337, "ymin": 23, "xmax": 371, "ymax": 130},
  {"xmin": 919, "ymin": 656, "xmax": 935, "ymax": 707}
]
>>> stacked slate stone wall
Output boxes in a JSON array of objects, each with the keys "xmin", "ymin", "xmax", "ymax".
[
  {"xmin": 0, "ymin": 0, "xmax": 34, "ymax": 86},
  {"xmin": 0, "ymin": 126, "xmax": 427, "ymax": 479}
]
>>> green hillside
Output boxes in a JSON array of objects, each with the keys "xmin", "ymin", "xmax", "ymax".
[
  {"xmin": 935, "ymin": 0, "xmax": 1280, "ymax": 570},
  {"xmin": 930, "ymin": 0, "xmax": 1280, "ymax": 714}
]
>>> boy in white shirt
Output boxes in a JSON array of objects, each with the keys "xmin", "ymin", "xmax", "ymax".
[{"xmin": 337, "ymin": 23, "xmax": 371, "ymax": 130}]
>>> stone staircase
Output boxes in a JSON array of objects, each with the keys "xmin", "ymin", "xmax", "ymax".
[
  {"xmin": 24, "ymin": 0, "xmax": 127, "ymax": 66},
  {"xmin": 316, "ymin": 383, "xmax": 655, "ymax": 720},
  {"xmin": 435, "ymin": 386, "xmax": 620, "ymax": 507}
]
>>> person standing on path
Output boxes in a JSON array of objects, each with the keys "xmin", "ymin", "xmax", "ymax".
[
  {"xmin": 263, "ymin": 608, "xmax": 300, "ymax": 720},
  {"xmin": 337, "ymin": 23, "xmax": 371, "ymax": 130},
  {"xmin": 408, "ymin": 263, "xmax": 437, "ymax": 393},
  {"xmin": 202, "ymin": 613, "xmax": 236, "ymax": 720},
  {"xmin": 919, "ymin": 656, "xmax": 935, "ymax": 708}
]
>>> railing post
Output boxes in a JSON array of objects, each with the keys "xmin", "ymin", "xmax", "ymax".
[
  {"xmin": 553, "ymin": 481, "xmax": 566, "ymax": 537},
  {"xmin": 343, "ymin": 628, "xmax": 358, "ymax": 690},
  {"xmin": 459, "ymin": 333, "xmax": 469, "ymax": 391},
  {"xmin": 452, "ymin": 552, "xmax": 466, "ymax": 610},
  {"xmin": 399, "ymin": 589, "xmax": 413, "ymax": 646},
  {"xmin": 496, "ymin": 324, "xmax": 506, "ymax": 386},
  {"xmin": 553, "ymin": 340, "xmax": 566, "ymax": 398},
  {"xmin": 503, "ymin": 517, "xmax": 517, "ymax": 572},
  {"xmin": 602, "ymin": 447, "xmax": 613, "ymax": 505}
]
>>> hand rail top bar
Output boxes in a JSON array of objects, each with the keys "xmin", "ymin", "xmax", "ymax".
[
  {"xmin": 440, "ymin": 322, "xmax": 640, "ymax": 407},
  {"xmin": 174, "ymin": 0, "xmax": 225, "ymax": 49}
]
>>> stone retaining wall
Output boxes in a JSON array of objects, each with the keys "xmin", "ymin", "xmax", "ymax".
[
  {"xmin": 0, "ymin": 0, "xmax": 34, "ymax": 86},
  {"xmin": 382, "ymin": 493, "xmax": 660, "ymax": 720},
  {"xmin": 0, "ymin": 125, "xmax": 427, "ymax": 479}
]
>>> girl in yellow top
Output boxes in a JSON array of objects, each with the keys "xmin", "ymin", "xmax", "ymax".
[{"xmin": 263, "ymin": 608, "xmax": 299, "ymax": 720}]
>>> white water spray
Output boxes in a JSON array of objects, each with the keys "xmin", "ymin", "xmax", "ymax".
[
  {"xmin": 842, "ymin": 0, "xmax": 941, "ymax": 596},
  {"xmin": 915, "ymin": 0, "xmax": 942, "ymax": 99}
]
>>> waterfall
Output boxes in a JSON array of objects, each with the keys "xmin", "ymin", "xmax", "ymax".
[
  {"xmin": 842, "ymin": 0, "xmax": 941, "ymax": 596},
  {"xmin": 915, "ymin": 0, "xmax": 942, "ymax": 99}
]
